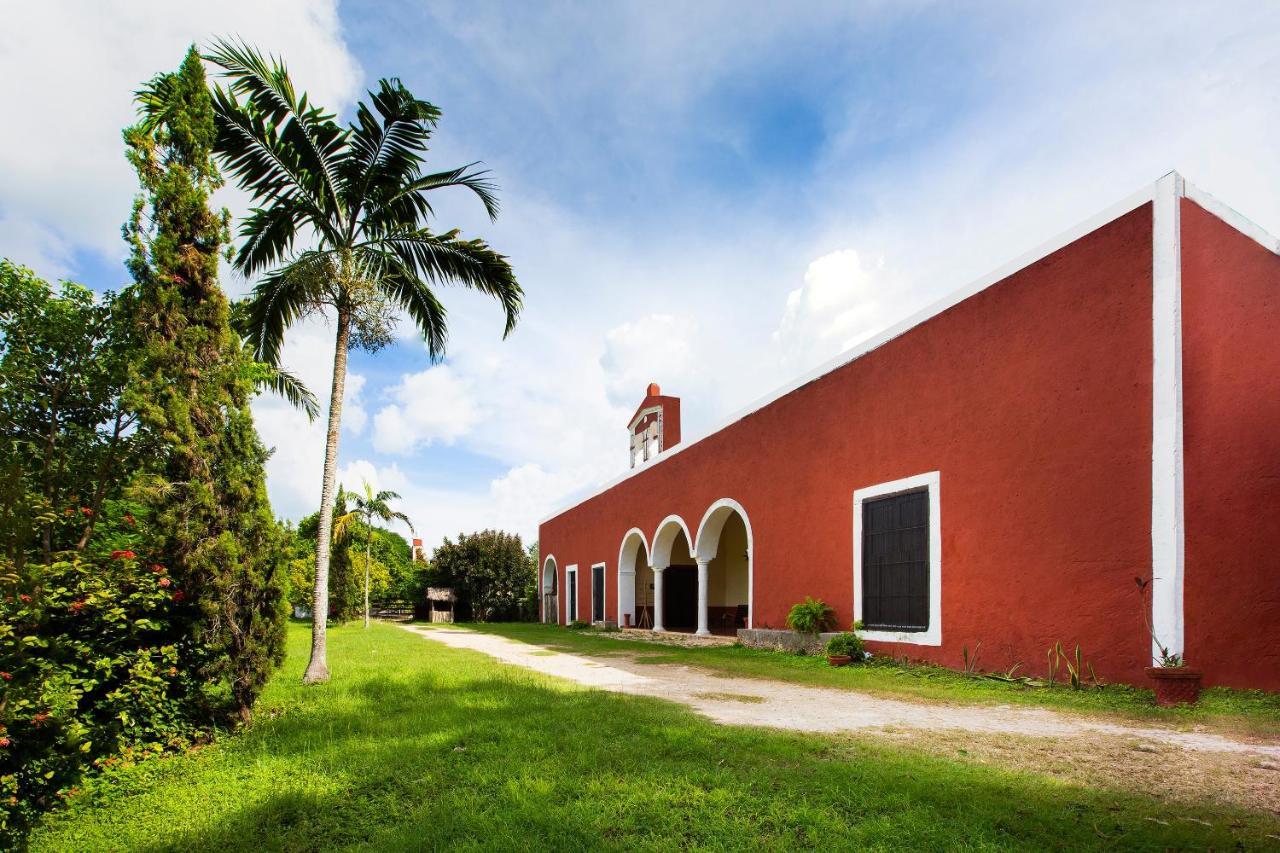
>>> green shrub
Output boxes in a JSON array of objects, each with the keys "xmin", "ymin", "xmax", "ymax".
[
  {"xmin": 0, "ymin": 550, "xmax": 204, "ymax": 846},
  {"xmin": 825, "ymin": 632, "xmax": 865, "ymax": 659},
  {"xmin": 568, "ymin": 620, "xmax": 590, "ymax": 630},
  {"xmin": 786, "ymin": 597, "xmax": 835, "ymax": 634}
]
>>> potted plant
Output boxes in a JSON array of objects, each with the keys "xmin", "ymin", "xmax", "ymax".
[
  {"xmin": 825, "ymin": 631, "xmax": 864, "ymax": 667},
  {"xmin": 786, "ymin": 596, "xmax": 836, "ymax": 654},
  {"xmin": 1135, "ymin": 577, "xmax": 1203, "ymax": 706}
]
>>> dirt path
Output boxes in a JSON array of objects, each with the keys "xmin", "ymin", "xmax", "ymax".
[
  {"xmin": 403, "ymin": 624, "xmax": 1280, "ymax": 815},
  {"xmin": 402, "ymin": 624, "xmax": 1277, "ymax": 756}
]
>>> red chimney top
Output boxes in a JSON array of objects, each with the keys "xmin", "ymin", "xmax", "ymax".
[{"xmin": 646, "ymin": 382, "xmax": 661, "ymax": 397}]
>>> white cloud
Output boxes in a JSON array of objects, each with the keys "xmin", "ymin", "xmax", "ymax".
[
  {"xmin": 372, "ymin": 365, "xmax": 479, "ymax": 454},
  {"xmin": 772, "ymin": 250, "xmax": 899, "ymax": 373},
  {"xmin": 0, "ymin": 0, "xmax": 360, "ymax": 280},
  {"xmin": 600, "ymin": 313, "xmax": 700, "ymax": 407}
]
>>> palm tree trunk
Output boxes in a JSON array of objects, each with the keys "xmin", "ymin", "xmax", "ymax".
[
  {"xmin": 303, "ymin": 307, "xmax": 351, "ymax": 684},
  {"xmin": 363, "ymin": 530, "xmax": 371, "ymax": 629}
]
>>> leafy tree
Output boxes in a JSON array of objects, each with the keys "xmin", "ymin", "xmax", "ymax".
[
  {"xmin": 205, "ymin": 39, "xmax": 522, "ymax": 683},
  {"xmin": 334, "ymin": 481, "xmax": 413, "ymax": 627},
  {"xmin": 122, "ymin": 47, "xmax": 287, "ymax": 722},
  {"xmin": 0, "ymin": 263, "xmax": 139, "ymax": 564},
  {"xmin": 428, "ymin": 530, "xmax": 536, "ymax": 622}
]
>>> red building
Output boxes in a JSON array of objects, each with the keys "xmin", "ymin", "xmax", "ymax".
[{"xmin": 538, "ymin": 173, "xmax": 1280, "ymax": 691}]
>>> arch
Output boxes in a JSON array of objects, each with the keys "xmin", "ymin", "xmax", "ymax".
[
  {"xmin": 650, "ymin": 515, "xmax": 693, "ymax": 569},
  {"xmin": 693, "ymin": 498, "xmax": 754, "ymax": 630},
  {"xmin": 541, "ymin": 555, "xmax": 559, "ymax": 624},
  {"xmin": 617, "ymin": 528, "xmax": 649, "ymax": 628},
  {"xmin": 694, "ymin": 498, "xmax": 753, "ymax": 561}
]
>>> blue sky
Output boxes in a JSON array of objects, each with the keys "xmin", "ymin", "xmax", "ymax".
[{"xmin": 4, "ymin": 2, "xmax": 1280, "ymax": 548}]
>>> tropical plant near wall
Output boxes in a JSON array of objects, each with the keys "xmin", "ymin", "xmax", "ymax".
[
  {"xmin": 334, "ymin": 481, "xmax": 413, "ymax": 628},
  {"xmin": 786, "ymin": 597, "xmax": 836, "ymax": 635},
  {"xmin": 204, "ymin": 39, "xmax": 521, "ymax": 683}
]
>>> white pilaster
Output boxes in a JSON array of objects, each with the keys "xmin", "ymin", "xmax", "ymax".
[
  {"xmin": 695, "ymin": 558, "xmax": 711, "ymax": 637},
  {"xmin": 1151, "ymin": 172, "xmax": 1186, "ymax": 664},
  {"xmin": 652, "ymin": 567, "xmax": 666, "ymax": 632}
]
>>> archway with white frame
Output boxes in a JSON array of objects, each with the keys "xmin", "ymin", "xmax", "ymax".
[
  {"xmin": 694, "ymin": 499, "xmax": 754, "ymax": 635},
  {"xmin": 541, "ymin": 555, "xmax": 559, "ymax": 624},
  {"xmin": 617, "ymin": 528, "xmax": 651, "ymax": 629},
  {"xmin": 649, "ymin": 515, "xmax": 695, "ymax": 632}
]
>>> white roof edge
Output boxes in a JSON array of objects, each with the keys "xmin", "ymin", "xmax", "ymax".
[
  {"xmin": 1183, "ymin": 181, "xmax": 1280, "ymax": 255},
  {"xmin": 539, "ymin": 172, "xmax": 1276, "ymax": 528}
]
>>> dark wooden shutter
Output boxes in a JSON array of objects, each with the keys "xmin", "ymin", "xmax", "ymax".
[
  {"xmin": 862, "ymin": 489, "xmax": 929, "ymax": 631},
  {"xmin": 592, "ymin": 565, "xmax": 605, "ymax": 622}
]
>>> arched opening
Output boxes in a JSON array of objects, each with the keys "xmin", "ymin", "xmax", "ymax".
[
  {"xmin": 618, "ymin": 529, "xmax": 652, "ymax": 629},
  {"xmin": 695, "ymin": 499, "xmax": 753, "ymax": 634},
  {"xmin": 541, "ymin": 556, "xmax": 558, "ymax": 624},
  {"xmin": 651, "ymin": 516, "xmax": 697, "ymax": 632}
]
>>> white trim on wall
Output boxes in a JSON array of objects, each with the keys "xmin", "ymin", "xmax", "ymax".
[
  {"xmin": 852, "ymin": 471, "xmax": 942, "ymax": 647},
  {"xmin": 540, "ymin": 178, "xmax": 1172, "ymax": 528},
  {"xmin": 541, "ymin": 555, "xmax": 558, "ymax": 624},
  {"xmin": 650, "ymin": 515, "xmax": 693, "ymax": 569},
  {"xmin": 1150, "ymin": 173, "xmax": 1186, "ymax": 664},
  {"xmin": 564, "ymin": 564, "xmax": 579, "ymax": 624},
  {"xmin": 591, "ymin": 562, "xmax": 607, "ymax": 624},
  {"xmin": 694, "ymin": 498, "xmax": 755, "ymax": 629},
  {"xmin": 616, "ymin": 528, "xmax": 648, "ymax": 628}
]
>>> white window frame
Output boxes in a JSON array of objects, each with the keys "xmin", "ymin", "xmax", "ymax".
[
  {"xmin": 564, "ymin": 564, "xmax": 579, "ymax": 624},
  {"xmin": 591, "ymin": 562, "xmax": 607, "ymax": 624},
  {"xmin": 852, "ymin": 471, "xmax": 942, "ymax": 646}
]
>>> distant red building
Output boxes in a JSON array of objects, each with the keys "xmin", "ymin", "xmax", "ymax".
[{"xmin": 538, "ymin": 174, "xmax": 1280, "ymax": 691}]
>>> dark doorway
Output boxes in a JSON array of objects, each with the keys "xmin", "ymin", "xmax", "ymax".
[
  {"xmin": 663, "ymin": 565, "xmax": 697, "ymax": 630},
  {"xmin": 567, "ymin": 571, "xmax": 577, "ymax": 623},
  {"xmin": 592, "ymin": 565, "xmax": 605, "ymax": 622}
]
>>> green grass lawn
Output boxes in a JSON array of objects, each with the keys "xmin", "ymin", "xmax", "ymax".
[
  {"xmin": 30, "ymin": 622, "xmax": 1280, "ymax": 851},
  {"xmin": 464, "ymin": 622, "xmax": 1280, "ymax": 737}
]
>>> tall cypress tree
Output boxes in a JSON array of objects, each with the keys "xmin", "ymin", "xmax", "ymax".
[{"xmin": 122, "ymin": 47, "xmax": 286, "ymax": 722}]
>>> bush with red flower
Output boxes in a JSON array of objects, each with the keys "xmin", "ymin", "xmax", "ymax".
[{"xmin": 0, "ymin": 549, "xmax": 200, "ymax": 845}]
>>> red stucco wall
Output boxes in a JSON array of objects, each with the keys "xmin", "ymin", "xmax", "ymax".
[
  {"xmin": 543, "ymin": 206, "xmax": 1159, "ymax": 685},
  {"xmin": 1181, "ymin": 198, "xmax": 1280, "ymax": 690}
]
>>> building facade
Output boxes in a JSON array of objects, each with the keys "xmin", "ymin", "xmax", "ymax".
[{"xmin": 538, "ymin": 174, "xmax": 1280, "ymax": 691}]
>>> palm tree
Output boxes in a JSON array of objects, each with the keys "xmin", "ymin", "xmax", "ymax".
[
  {"xmin": 334, "ymin": 480, "xmax": 414, "ymax": 628},
  {"xmin": 204, "ymin": 39, "xmax": 521, "ymax": 683}
]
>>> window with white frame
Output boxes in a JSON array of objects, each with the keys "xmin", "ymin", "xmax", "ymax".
[{"xmin": 853, "ymin": 472, "xmax": 941, "ymax": 646}]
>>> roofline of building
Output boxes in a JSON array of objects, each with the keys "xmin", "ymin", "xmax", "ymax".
[{"xmin": 538, "ymin": 171, "xmax": 1280, "ymax": 527}]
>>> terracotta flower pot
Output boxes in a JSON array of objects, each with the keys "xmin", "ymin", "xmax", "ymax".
[
  {"xmin": 1146, "ymin": 666, "xmax": 1203, "ymax": 706},
  {"xmin": 827, "ymin": 654, "xmax": 852, "ymax": 667}
]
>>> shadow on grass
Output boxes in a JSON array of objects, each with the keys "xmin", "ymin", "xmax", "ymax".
[{"xmin": 39, "ymin": 626, "xmax": 1280, "ymax": 852}]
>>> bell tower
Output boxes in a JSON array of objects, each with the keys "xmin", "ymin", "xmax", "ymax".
[{"xmin": 629, "ymin": 382, "xmax": 681, "ymax": 468}]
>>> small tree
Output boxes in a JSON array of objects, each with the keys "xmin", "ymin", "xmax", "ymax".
[
  {"xmin": 333, "ymin": 481, "xmax": 413, "ymax": 627},
  {"xmin": 429, "ymin": 530, "xmax": 535, "ymax": 622}
]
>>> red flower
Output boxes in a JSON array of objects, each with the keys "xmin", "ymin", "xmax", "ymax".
[
  {"xmin": 32, "ymin": 711, "xmax": 50, "ymax": 727},
  {"xmin": 172, "ymin": 590, "xmax": 185, "ymax": 602},
  {"xmin": 124, "ymin": 513, "xmax": 136, "ymax": 526},
  {"xmin": 159, "ymin": 577, "xmax": 171, "ymax": 588},
  {"xmin": 151, "ymin": 564, "xmax": 166, "ymax": 574},
  {"xmin": 80, "ymin": 507, "xmax": 93, "ymax": 517},
  {"xmin": 63, "ymin": 508, "xmax": 74, "ymax": 516},
  {"xmin": 70, "ymin": 600, "xmax": 85, "ymax": 612},
  {"xmin": 111, "ymin": 550, "xmax": 136, "ymax": 560},
  {"xmin": 19, "ymin": 594, "xmax": 31, "ymax": 603},
  {"xmin": 0, "ymin": 737, "xmax": 10, "ymax": 748},
  {"xmin": 0, "ymin": 672, "xmax": 11, "ymax": 680}
]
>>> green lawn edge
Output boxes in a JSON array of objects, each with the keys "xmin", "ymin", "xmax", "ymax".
[{"xmin": 29, "ymin": 621, "xmax": 1280, "ymax": 851}]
